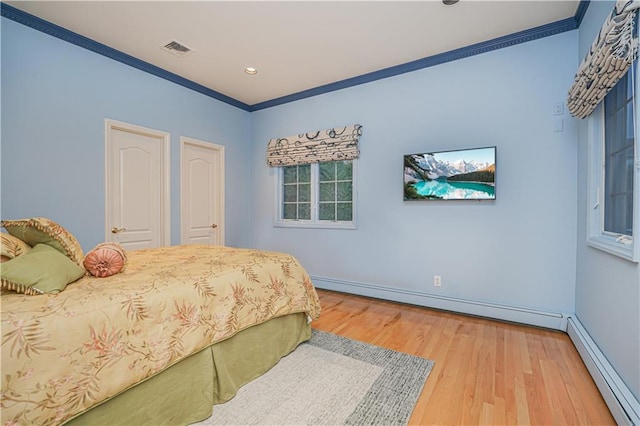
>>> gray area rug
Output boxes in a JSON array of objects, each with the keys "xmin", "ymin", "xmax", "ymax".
[{"xmin": 197, "ymin": 329, "xmax": 435, "ymax": 425}]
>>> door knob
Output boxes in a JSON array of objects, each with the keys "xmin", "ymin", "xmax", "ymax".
[
  {"xmin": 111, "ymin": 227, "xmax": 126, "ymax": 234},
  {"xmin": 211, "ymin": 224, "xmax": 218, "ymax": 229}
]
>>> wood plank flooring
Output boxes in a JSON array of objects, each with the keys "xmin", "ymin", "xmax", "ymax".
[{"xmin": 311, "ymin": 289, "xmax": 615, "ymax": 425}]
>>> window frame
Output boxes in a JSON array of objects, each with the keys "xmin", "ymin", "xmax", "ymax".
[
  {"xmin": 586, "ymin": 67, "xmax": 639, "ymax": 262},
  {"xmin": 274, "ymin": 160, "xmax": 358, "ymax": 230}
]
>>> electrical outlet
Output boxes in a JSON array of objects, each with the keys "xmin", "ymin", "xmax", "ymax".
[{"xmin": 433, "ymin": 275, "xmax": 442, "ymax": 287}]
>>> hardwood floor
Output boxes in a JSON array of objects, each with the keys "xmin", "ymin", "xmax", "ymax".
[{"xmin": 311, "ymin": 289, "xmax": 615, "ymax": 425}]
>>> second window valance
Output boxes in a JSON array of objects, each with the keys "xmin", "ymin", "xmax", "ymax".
[
  {"xmin": 567, "ymin": 0, "xmax": 640, "ymax": 119},
  {"xmin": 266, "ymin": 124, "xmax": 362, "ymax": 167}
]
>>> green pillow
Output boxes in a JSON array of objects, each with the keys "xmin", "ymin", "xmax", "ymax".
[
  {"xmin": 0, "ymin": 243, "xmax": 85, "ymax": 295},
  {"xmin": 1, "ymin": 217, "xmax": 84, "ymax": 267}
]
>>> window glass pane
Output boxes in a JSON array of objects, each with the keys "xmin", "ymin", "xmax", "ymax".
[
  {"xmin": 604, "ymin": 69, "xmax": 634, "ymax": 236},
  {"xmin": 298, "ymin": 183, "xmax": 310, "ymax": 202},
  {"xmin": 336, "ymin": 161, "xmax": 353, "ymax": 180},
  {"xmin": 319, "ymin": 182, "xmax": 335, "ymax": 201},
  {"xmin": 283, "ymin": 167, "xmax": 297, "ymax": 184},
  {"xmin": 337, "ymin": 202, "xmax": 352, "ymax": 221},
  {"xmin": 284, "ymin": 185, "xmax": 297, "ymax": 202},
  {"xmin": 627, "ymin": 105, "xmax": 635, "ymax": 139},
  {"xmin": 336, "ymin": 182, "xmax": 352, "ymax": 201},
  {"xmin": 319, "ymin": 203, "xmax": 335, "ymax": 220},
  {"xmin": 298, "ymin": 165, "xmax": 311, "ymax": 183},
  {"xmin": 298, "ymin": 203, "xmax": 311, "ymax": 220},
  {"xmin": 319, "ymin": 162, "xmax": 336, "ymax": 181},
  {"xmin": 626, "ymin": 149, "xmax": 635, "ymax": 190},
  {"xmin": 283, "ymin": 204, "xmax": 297, "ymax": 219},
  {"xmin": 605, "ymin": 195, "xmax": 633, "ymax": 235}
]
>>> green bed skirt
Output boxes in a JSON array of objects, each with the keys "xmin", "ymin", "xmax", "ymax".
[{"xmin": 65, "ymin": 313, "xmax": 311, "ymax": 425}]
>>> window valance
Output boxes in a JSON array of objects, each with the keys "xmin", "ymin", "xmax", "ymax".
[
  {"xmin": 266, "ymin": 124, "xmax": 362, "ymax": 167},
  {"xmin": 567, "ymin": 0, "xmax": 640, "ymax": 119}
]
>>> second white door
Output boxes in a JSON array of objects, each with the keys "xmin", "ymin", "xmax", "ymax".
[{"xmin": 181, "ymin": 137, "xmax": 225, "ymax": 245}]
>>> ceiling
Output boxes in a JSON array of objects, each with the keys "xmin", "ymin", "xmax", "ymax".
[{"xmin": 5, "ymin": 1, "xmax": 580, "ymax": 108}]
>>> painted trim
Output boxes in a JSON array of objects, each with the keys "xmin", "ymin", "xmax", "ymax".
[
  {"xmin": 179, "ymin": 137, "xmax": 226, "ymax": 246},
  {"xmin": 567, "ymin": 316, "xmax": 639, "ymax": 425},
  {"xmin": 0, "ymin": 3, "xmax": 251, "ymax": 112},
  {"xmin": 251, "ymin": 17, "xmax": 578, "ymax": 111},
  {"xmin": 311, "ymin": 275, "xmax": 569, "ymax": 331},
  {"xmin": 575, "ymin": 0, "xmax": 591, "ymax": 28},
  {"xmin": 2, "ymin": 2, "xmax": 586, "ymax": 112}
]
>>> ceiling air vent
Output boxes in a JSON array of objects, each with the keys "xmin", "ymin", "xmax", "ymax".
[{"xmin": 160, "ymin": 40, "xmax": 194, "ymax": 58}]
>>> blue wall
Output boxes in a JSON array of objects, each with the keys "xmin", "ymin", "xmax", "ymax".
[
  {"xmin": 574, "ymin": 1, "xmax": 640, "ymax": 401},
  {"xmin": 3, "ymin": 1, "xmax": 637, "ymax": 402},
  {"xmin": 251, "ymin": 31, "xmax": 579, "ymax": 317},
  {"xmin": 1, "ymin": 18, "xmax": 253, "ymax": 251}
]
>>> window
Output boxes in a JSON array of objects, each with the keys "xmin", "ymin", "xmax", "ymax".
[
  {"xmin": 604, "ymin": 73, "xmax": 635, "ymax": 236},
  {"xmin": 276, "ymin": 160, "xmax": 356, "ymax": 229},
  {"xmin": 587, "ymin": 65, "xmax": 639, "ymax": 261}
]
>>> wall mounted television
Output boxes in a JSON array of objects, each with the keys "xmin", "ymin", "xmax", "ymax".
[{"xmin": 403, "ymin": 146, "xmax": 496, "ymax": 201}]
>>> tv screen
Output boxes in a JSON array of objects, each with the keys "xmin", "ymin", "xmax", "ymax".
[{"xmin": 404, "ymin": 146, "xmax": 496, "ymax": 201}]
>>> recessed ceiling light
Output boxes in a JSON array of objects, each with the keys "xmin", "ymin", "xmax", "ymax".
[
  {"xmin": 442, "ymin": 0, "xmax": 459, "ymax": 4},
  {"xmin": 244, "ymin": 67, "xmax": 258, "ymax": 75}
]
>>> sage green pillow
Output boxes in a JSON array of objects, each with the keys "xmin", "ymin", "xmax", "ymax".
[
  {"xmin": 0, "ymin": 243, "xmax": 85, "ymax": 295},
  {"xmin": 1, "ymin": 217, "xmax": 84, "ymax": 267}
]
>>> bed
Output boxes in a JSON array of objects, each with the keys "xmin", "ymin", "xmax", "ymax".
[{"xmin": 1, "ymin": 242, "xmax": 321, "ymax": 425}]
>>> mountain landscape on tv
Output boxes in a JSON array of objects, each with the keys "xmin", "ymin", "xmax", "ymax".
[{"xmin": 404, "ymin": 147, "xmax": 496, "ymax": 200}]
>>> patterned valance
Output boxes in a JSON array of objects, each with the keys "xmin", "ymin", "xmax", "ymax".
[
  {"xmin": 266, "ymin": 124, "xmax": 362, "ymax": 167},
  {"xmin": 567, "ymin": 0, "xmax": 640, "ymax": 119}
]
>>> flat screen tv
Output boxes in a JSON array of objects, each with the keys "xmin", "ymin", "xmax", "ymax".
[{"xmin": 403, "ymin": 146, "xmax": 496, "ymax": 201}]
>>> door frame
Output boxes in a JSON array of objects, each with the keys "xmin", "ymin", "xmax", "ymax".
[
  {"xmin": 180, "ymin": 136, "xmax": 225, "ymax": 245},
  {"xmin": 104, "ymin": 118, "xmax": 171, "ymax": 246}
]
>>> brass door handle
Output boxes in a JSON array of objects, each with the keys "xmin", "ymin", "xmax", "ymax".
[
  {"xmin": 211, "ymin": 224, "xmax": 218, "ymax": 229},
  {"xmin": 111, "ymin": 227, "xmax": 126, "ymax": 234}
]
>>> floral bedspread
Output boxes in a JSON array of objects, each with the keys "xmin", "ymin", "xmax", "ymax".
[{"xmin": 1, "ymin": 244, "xmax": 321, "ymax": 425}]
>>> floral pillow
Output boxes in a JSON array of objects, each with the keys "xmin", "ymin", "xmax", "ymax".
[
  {"xmin": 83, "ymin": 242, "xmax": 127, "ymax": 277},
  {"xmin": 1, "ymin": 232, "xmax": 31, "ymax": 260},
  {"xmin": 1, "ymin": 217, "xmax": 84, "ymax": 267}
]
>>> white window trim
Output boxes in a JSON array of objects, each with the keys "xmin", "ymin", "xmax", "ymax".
[
  {"xmin": 274, "ymin": 161, "xmax": 358, "ymax": 230},
  {"xmin": 586, "ymin": 96, "xmax": 640, "ymax": 263}
]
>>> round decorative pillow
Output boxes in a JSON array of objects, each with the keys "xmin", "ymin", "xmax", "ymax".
[{"xmin": 83, "ymin": 242, "xmax": 127, "ymax": 278}]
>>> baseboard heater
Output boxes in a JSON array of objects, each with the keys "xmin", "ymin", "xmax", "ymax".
[
  {"xmin": 310, "ymin": 275, "xmax": 568, "ymax": 330},
  {"xmin": 567, "ymin": 316, "xmax": 639, "ymax": 426}
]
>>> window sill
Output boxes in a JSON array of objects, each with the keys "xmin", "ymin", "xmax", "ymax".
[
  {"xmin": 587, "ymin": 234, "xmax": 638, "ymax": 262},
  {"xmin": 274, "ymin": 220, "xmax": 356, "ymax": 230}
]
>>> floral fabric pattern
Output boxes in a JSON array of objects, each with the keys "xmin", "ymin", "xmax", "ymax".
[
  {"xmin": 0, "ymin": 233, "xmax": 31, "ymax": 259},
  {"xmin": 1, "ymin": 218, "xmax": 84, "ymax": 267},
  {"xmin": 567, "ymin": 0, "xmax": 640, "ymax": 118},
  {"xmin": 1, "ymin": 244, "xmax": 321, "ymax": 425},
  {"xmin": 266, "ymin": 124, "xmax": 362, "ymax": 167}
]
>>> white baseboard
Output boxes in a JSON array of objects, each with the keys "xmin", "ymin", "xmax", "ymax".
[
  {"xmin": 567, "ymin": 316, "xmax": 639, "ymax": 426},
  {"xmin": 310, "ymin": 275, "xmax": 569, "ymax": 331},
  {"xmin": 311, "ymin": 275, "xmax": 639, "ymax": 424}
]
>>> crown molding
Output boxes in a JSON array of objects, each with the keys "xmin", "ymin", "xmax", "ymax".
[
  {"xmin": 251, "ymin": 16, "xmax": 579, "ymax": 111},
  {"xmin": 2, "ymin": 1, "xmax": 588, "ymax": 112},
  {"xmin": 574, "ymin": 0, "xmax": 591, "ymax": 28},
  {"xmin": 0, "ymin": 3, "xmax": 252, "ymax": 112}
]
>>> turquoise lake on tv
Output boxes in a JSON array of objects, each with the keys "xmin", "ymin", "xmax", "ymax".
[{"xmin": 413, "ymin": 180, "xmax": 495, "ymax": 199}]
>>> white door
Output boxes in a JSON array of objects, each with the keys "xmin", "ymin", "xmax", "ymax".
[
  {"xmin": 181, "ymin": 137, "xmax": 225, "ymax": 245},
  {"xmin": 105, "ymin": 119, "xmax": 170, "ymax": 250}
]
